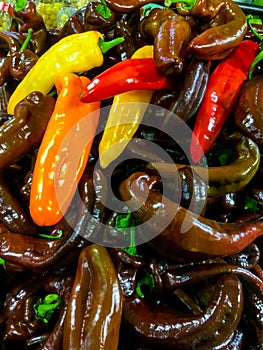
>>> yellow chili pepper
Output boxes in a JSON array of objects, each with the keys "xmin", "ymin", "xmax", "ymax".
[
  {"xmin": 29, "ymin": 73, "xmax": 100, "ymax": 227},
  {"xmin": 98, "ymin": 45, "xmax": 154, "ymax": 169},
  {"xmin": 7, "ymin": 31, "xmax": 124, "ymax": 114}
]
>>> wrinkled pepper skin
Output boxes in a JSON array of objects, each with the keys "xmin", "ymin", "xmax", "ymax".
[
  {"xmin": 140, "ymin": 8, "xmax": 191, "ymax": 76},
  {"xmin": 63, "ymin": 244, "xmax": 123, "ymax": 350},
  {"xmin": 234, "ymin": 74, "xmax": 263, "ymax": 150},
  {"xmin": 9, "ymin": 49, "xmax": 39, "ymax": 80},
  {"xmin": 176, "ymin": 0, "xmax": 248, "ymax": 60},
  {"xmin": 119, "ymin": 172, "xmax": 263, "ymax": 260},
  {"xmin": 0, "ymin": 91, "xmax": 55, "ymax": 173},
  {"xmin": 7, "ymin": 31, "xmax": 104, "ymax": 114},
  {"xmin": 0, "ymin": 175, "xmax": 37, "ymax": 236},
  {"xmin": 123, "ymin": 275, "xmax": 243, "ymax": 349}
]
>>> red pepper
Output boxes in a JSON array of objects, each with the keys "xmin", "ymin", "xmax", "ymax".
[
  {"xmin": 80, "ymin": 58, "xmax": 174, "ymax": 103},
  {"xmin": 190, "ymin": 39, "xmax": 260, "ymax": 163}
]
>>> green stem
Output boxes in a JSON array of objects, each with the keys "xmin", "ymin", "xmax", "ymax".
[
  {"xmin": 248, "ymin": 50, "xmax": 263, "ymax": 79},
  {"xmin": 164, "ymin": 0, "xmax": 196, "ymax": 10},
  {"xmin": 141, "ymin": 3, "xmax": 165, "ymax": 17},
  {"xmin": 98, "ymin": 37, "xmax": 125, "ymax": 54},
  {"xmin": 247, "ymin": 15, "xmax": 263, "ymax": 41},
  {"xmin": 20, "ymin": 28, "xmax": 33, "ymax": 51},
  {"xmin": 38, "ymin": 229, "xmax": 63, "ymax": 239},
  {"xmin": 15, "ymin": 0, "xmax": 27, "ymax": 11}
]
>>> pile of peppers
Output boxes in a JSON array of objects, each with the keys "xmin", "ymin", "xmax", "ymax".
[{"xmin": 0, "ymin": 0, "xmax": 262, "ymax": 349}]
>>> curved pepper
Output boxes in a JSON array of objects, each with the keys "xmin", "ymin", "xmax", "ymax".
[
  {"xmin": 0, "ymin": 91, "xmax": 55, "ymax": 173},
  {"xmin": 30, "ymin": 73, "xmax": 100, "ymax": 227},
  {"xmin": 234, "ymin": 74, "xmax": 263, "ymax": 149},
  {"xmin": 176, "ymin": 0, "xmax": 248, "ymax": 60},
  {"xmin": 190, "ymin": 39, "xmax": 260, "ymax": 163},
  {"xmin": 147, "ymin": 132, "xmax": 261, "ymax": 197},
  {"xmin": 140, "ymin": 8, "xmax": 191, "ymax": 76},
  {"xmin": 123, "ymin": 274, "xmax": 243, "ymax": 348},
  {"xmin": 98, "ymin": 45, "xmax": 156, "ymax": 169},
  {"xmin": 80, "ymin": 56, "xmax": 174, "ymax": 103},
  {"xmin": 63, "ymin": 244, "xmax": 123, "ymax": 350},
  {"xmin": 7, "ymin": 31, "xmax": 123, "ymax": 114},
  {"xmin": 119, "ymin": 172, "xmax": 263, "ymax": 260}
]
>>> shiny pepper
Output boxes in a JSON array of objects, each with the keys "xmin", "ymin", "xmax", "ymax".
[{"xmin": 29, "ymin": 73, "xmax": 100, "ymax": 226}]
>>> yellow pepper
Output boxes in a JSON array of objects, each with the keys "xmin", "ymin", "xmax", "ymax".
[
  {"xmin": 7, "ymin": 31, "xmax": 124, "ymax": 114},
  {"xmin": 98, "ymin": 45, "xmax": 154, "ymax": 169}
]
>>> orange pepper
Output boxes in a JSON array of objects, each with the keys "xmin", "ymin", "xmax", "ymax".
[{"xmin": 30, "ymin": 73, "xmax": 100, "ymax": 226}]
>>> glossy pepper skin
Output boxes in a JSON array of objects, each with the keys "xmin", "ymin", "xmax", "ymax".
[
  {"xmin": 80, "ymin": 57, "xmax": 174, "ymax": 103},
  {"xmin": 149, "ymin": 132, "xmax": 261, "ymax": 197},
  {"xmin": 98, "ymin": 45, "xmax": 155, "ymax": 169},
  {"xmin": 234, "ymin": 74, "xmax": 263, "ymax": 150},
  {"xmin": 30, "ymin": 74, "xmax": 100, "ymax": 227},
  {"xmin": 0, "ymin": 175, "xmax": 37, "ymax": 236},
  {"xmin": 140, "ymin": 8, "xmax": 191, "ymax": 76},
  {"xmin": 123, "ymin": 275, "xmax": 243, "ymax": 348},
  {"xmin": 176, "ymin": 0, "xmax": 248, "ymax": 60},
  {"xmin": 0, "ymin": 91, "xmax": 55, "ymax": 173},
  {"xmin": 7, "ymin": 31, "xmax": 104, "ymax": 114},
  {"xmin": 190, "ymin": 40, "xmax": 260, "ymax": 163},
  {"xmin": 119, "ymin": 172, "xmax": 263, "ymax": 260},
  {"xmin": 63, "ymin": 244, "xmax": 123, "ymax": 350}
]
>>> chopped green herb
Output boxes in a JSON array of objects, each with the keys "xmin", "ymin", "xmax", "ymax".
[
  {"xmin": 244, "ymin": 196, "xmax": 259, "ymax": 213},
  {"xmin": 0, "ymin": 258, "xmax": 6, "ymax": 270},
  {"xmin": 33, "ymin": 294, "xmax": 62, "ymax": 323},
  {"xmin": 164, "ymin": 0, "xmax": 196, "ymax": 10},
  {"xmin": 96, "ymin": 0, "xmax": 112, "ymax": 19},
  {"xmin": 38, "ymin": 229, "xmax": 63, "ymax": 239},
  {"xmin": 115, "ymin": 212, "xmax": 141, "ymax": 257},
  {"xmin": 136, "ymin": 271, "xmax": 155, "ymax": 298}
]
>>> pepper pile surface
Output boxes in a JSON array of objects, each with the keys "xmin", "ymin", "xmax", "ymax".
[{"xmin": 0, "ymin": 0, "xmax": 262, "ymax": 349}]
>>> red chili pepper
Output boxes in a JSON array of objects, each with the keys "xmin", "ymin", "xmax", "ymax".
[
  {"xmin": 190, "ymin": 39, "xmax": 260, "ymax": 163},
  {"xmin": 80, "ymin": 57, "xmax": 174, "ymax": 103}
]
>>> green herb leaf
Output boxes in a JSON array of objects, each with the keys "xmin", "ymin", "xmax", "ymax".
[
  {"xmin": 15, "ymin": 0, "xmax": 27, "ymax": 12},
  {"xmin": 115, "ymin": 212, "xmax": 141, "ymax": 257},
  {"xmin": 252, "ymin": 0, "xmax": 263, "ymax": 6},
  {"xmin": 38, "ymin": 229, "xmax": 63, "ymax": 239},
  {"xmin": 164, "ymin": 0, "xmax": 196, "ymax": 10},
  {"xmin": 0, "ymin": 258, "xmax": 6, "ymax": 270},
  {"xmin": 244, "ymin": 196, "xmax": 259, "ymax": 213},
  {"xmin": 136, "ymin": 271, "xmax": 155, "ymax": 298},
  {"xmin": 33, "ymin": 294, "xmax": 62, "ymax": 323},
  {"xmin": 96, "ymin": 0, "xmax": 112, "ymax": 19}
]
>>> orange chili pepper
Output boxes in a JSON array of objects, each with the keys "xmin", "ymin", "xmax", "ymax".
[{"xmin": 30, "ymin": 73, "xmax": 100, "ymax": 226}]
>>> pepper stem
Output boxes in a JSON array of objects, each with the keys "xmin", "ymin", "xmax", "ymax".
[
  {"xmin": 248, "ymin": 50, "xmax": 263, "ymax": 79},
  {"xmin": 164, "ymin": 0, "xmax": 196, "ymax": 10},
  {"xmin": 141, "ymin": 3, "xmax": 165, "ymax": 17},
  {"xmin": 20, "ymin": 28, "xmax": 33, "ymax": 51},
  {"xmin": 15, "ymin": 0, "xmax": 27, "ymax": 11},
  {"xmin": 98, "ymin": 37, "xmax": 125, "ymax": 54}
]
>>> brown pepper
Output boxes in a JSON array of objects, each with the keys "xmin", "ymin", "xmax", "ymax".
[{"xmin": 63, "ymin": 244, "xmax": 123, "ymax": 350}]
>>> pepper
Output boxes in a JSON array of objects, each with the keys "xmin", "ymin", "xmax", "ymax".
[
  {"xmin": 80, "ymin": 56, "xmax": 174, "ymax": 103},
  {"xmin": 119, "ymin": 172, "xmax": 263, "ymax": 260},
  {"xmin": 234, "ymin": 74, "xmax": 263, "ymax": 150},
  {"xmin": 7, "ymin": 31, "xmax": 123, "ymax": 114},
  {"xmin": 0, "ymin": 175, "xmax": 37, "ymax": 236},
  {"xmin": 139, "ymin": 8, "xmax": 191, "ymax": 76},
  {"xmin": 63, "ymin": 244, "xmax": 123, "ymax": 350},
  {"xmin": 30, "ymin": 74, "xmax": 100, "ymax": 227},
  {"xmin": 174, "ymin": 0, "xmax": 248, "ymax": 60},
  {"xmin": 123, "ymin": 274, "xmax": 243, "ymax": 348},
  {"xmin": 0, "ymin": 91, "xmax": 55, "ymax": 173},
  {"xmin": 148, "ymin": 132, "xmax": 261, "ymax": 197},
  {"xmin": 190, "ymin": 39, "xmax": 260, "ymax": 163},
  {"xmin": 9, "ymin": 48, "xmax": 38, "ymax": 80}
]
